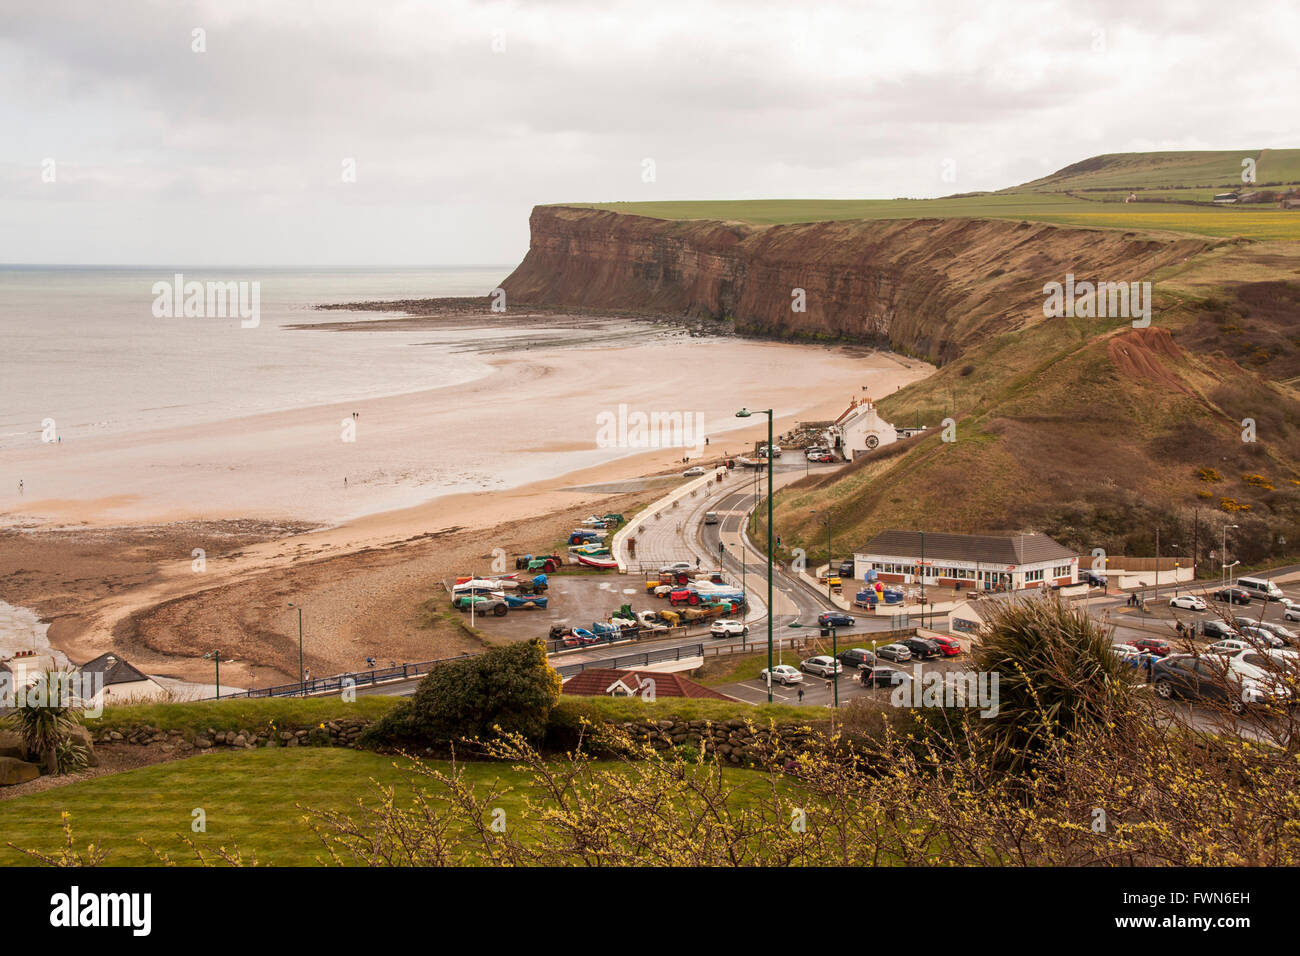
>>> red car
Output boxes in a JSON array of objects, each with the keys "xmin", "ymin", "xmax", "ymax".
[
  {"xmin": 926, "ymin": 635, "xmax": 963, "ymax": 657},
  {"xmin": 1130, "ymin": 637, "xmax": 1172, "ymax": 657}
]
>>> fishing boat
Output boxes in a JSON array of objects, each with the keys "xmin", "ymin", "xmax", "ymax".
[
  {"xmin": 576, "ymin": 554, "xmax": 618, "ymax": 570},
  {"xmin": 504, "ymin": 593, "xmax": 549, "ymax": 609}
]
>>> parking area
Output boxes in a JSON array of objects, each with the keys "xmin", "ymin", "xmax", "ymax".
[{"xmin": 450, "ymin": 570, "xmax": 656, "ymax": 642}]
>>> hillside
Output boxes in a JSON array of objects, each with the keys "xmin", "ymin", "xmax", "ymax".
[{"xmin": 503, "ymin": 149, "xmax": 1300, "ymax": 565}]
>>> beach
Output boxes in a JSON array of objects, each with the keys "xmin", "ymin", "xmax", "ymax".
[{"xmin": 1, "ymin": 296, "xmax": 932, "ymax": 688}]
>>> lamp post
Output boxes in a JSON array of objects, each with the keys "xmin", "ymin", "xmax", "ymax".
[
  {"xmin": 1221, "ymin": 524, "xmax": 1239, "ymax": 589},
  {"xmin": 288, "ymin": 603, "xmax": 304, "ymax": 694},
  {"xmin": 202, "ymin": 651, "xmax": 221, "ymax": 699},
  {"xmin": 811, "ymin": 509, "xmax": 833, "ymax": 601},
  {"xmin": 788, "ymin": 621, "xmax": 837, "ymax": 709},
  {"xmin": 737, "ymin": 407, "xmax": 774, "ymax": 702}
]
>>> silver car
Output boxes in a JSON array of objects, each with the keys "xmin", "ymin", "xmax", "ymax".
[
  {"xmin": 876, "ymin": 643, "xmax": 913, "ymax": 663},
  {"xmin": 800, "ymin": 655, "xmax": 843, "ymax": 677}
]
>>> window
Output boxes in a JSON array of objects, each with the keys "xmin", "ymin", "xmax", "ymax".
[
  {"xmin": 1025, "ymin": 569, "xmax": 1044, "ymax": 582},
  {"xmin": 1053, "ymin": 565, "xmax": 1072, "ymax": 578}
]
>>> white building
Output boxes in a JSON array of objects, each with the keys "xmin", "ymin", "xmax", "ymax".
[
  {"xmin": 827, "ymin": 398, "xmax": 897, "ymax": 460},
  {"xmin": 853, "ymin": 530, "xmax": 1078, "ymax": 591},
  {"xmin": 79, "ymin": 653, "xmax": 168, "ymax": 708},
  {"xmin": 0, "ymin": 651, "xmax": 59, "ymax": 688}
]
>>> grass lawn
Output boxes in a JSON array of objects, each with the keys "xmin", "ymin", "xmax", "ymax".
[
  {"xmin": 0, "ymin": 745, "xmax": 780, "ymax": 866},
  {"xmin": 90, "ymin": 695, "xmax": 401, "ymax": 739}
]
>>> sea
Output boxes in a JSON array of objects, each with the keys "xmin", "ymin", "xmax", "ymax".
[{"xmin": 0, "ymin": 265, "xmax": 514, "ymax": 449}]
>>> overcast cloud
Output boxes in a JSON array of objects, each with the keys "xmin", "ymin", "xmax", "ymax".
[{"xmin": 2, "ymin": 0, "xmax": 1297, "ymax": 265}]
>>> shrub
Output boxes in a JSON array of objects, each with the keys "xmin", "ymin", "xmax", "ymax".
[
  {"xmin": 361, "ymin": 640, "xmax": 561, "ymax": 751},
  {"xmin": 971, "ymin": 596, "xmax": 1135, "ymax": 773}
]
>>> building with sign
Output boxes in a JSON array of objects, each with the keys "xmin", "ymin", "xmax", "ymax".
[
  {"xmin": 851, "ymin": 530, "xmax": 1077, "ymax": 591},
  {"xmin": 827, "ymin": 398, "xmax": 897, "ymax": 460}
]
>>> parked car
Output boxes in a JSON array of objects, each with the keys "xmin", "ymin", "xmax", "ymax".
[
  {"xmin": 710, "ymin": 619, "xmax": 748, "ymax": 639},
  {"xmin": 1151, "ymin": 654, "xmax": 1283, "ymax": 714},
  {"xmin": 1200, "ymin": 620, "xmax": 1241, "ymax": 641},
  {"xmin": 682, "ymin": 466, "xmax": 706, "ymax": 477},
  {"xmin": 1235, "ymin": 618, "xmax": 1299, "ymax": 645},
  {"xmin": 1237, "ymin": 624, "xmax": 1286, "ymax": 648},
  {"xmin": 1169, "ymin": 594, "xmax": 1208, "ymax": 611},
  {"xmin": 817, "ymin": 612, "xmax": 855, "ymax": 628},
  {"xmin": 901, "ymin": 637, "xmax": 943, "ymax": 660},
  {"xmin": 800, "ymin": 656, "xmax": 843, "ymax": 677},
  {"xmin": 452, "ymin": 594, "xmax": 508, "ymax": 616},
  {"xmin": 1207, "ymin": 639, "xmax": 1251, "ymax": 655},
  {"xmin": 1130, "ymin": 637, "xmax": 1173, "ymax": 657},
  {"xmin": 1236, "ymin": 576, "xmax": 1285, "ymax": 602},
  {"xmin": 860, "ymin": 665, "xmax": 910, "ymax": 688},
  {"xmin": 1110, "ymin": 643, "xmax": 1142, "ymax": 663},
  {"xmin": 836, "ymin": 647, "xmax": 876, "ymax": 669},
  {"xmin": 1286, "ymin": 605, "xmax": 1300, "ymax": 623},
  {"xmin": 1213, "ymin": 587, "xmax": 1252, "ymax": 605},
  {"xmin": 1085, "ymin": 571, "xmax": 1108, "ymax": 588},
  {"xmin": 661, "ymin": 561, "xmax": 694, "ymax": 573},
  {"xmin": 760, "ymin": 664, "xmax": 803, "ymax": 686},
  {"xmin": 926, "ymin": 634, "xmax": 963, "ymax": 657},
  {"xmin": 837, "ymin": 560, "xmax": 855, "ymax": 577},
  {"xmin": 876, "ymin": 643, "xmax": 913, "ymax": 663}
]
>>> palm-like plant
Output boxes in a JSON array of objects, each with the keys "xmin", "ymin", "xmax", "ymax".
[
  {"xmin": 2, "ymin": 670, "xmax": 85, "ymax": 775},
  {"xmin": 972, "ymin": 594, "xmax": 1136, "ymax": 772}
]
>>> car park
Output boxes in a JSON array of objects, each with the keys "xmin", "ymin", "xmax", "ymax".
[
  {"xmin": 817, "ymin": 612, "xmax": 855, "ymax": 628},
  {"xmin": 1169, "ymin": 594, "xmax": 1208, "ymax": 611},
  {"xmin": 901, "ymin": 637, "xmax": 943, "ymax": 660},
  {"xmin": 760, "ymin": 664, "xmax": 803, "ymax": 686},
  {"xmin": 1213, "ymin": 587, "xmax": 1252, "ymax": 605},
  {"xmin": 800, "ymin": 656, "xmax": 843, "ymax": 677},
  {"xmin": 860, "ymin": 665, "xmax": 910, "ymax": 688},
  {"xmin": 836, "ymin": 647, "xmax": 876, "ymax": 669},
  {"xmin": 710, "ymin": 619, "xmax": 748, "ymax": 639},
  {"xmin": 876, "ymin": 643, "xmax": 913, "ymax": 663}
]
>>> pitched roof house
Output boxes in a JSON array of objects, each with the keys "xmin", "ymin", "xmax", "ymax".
[{"xmin": 561, "ymin": 668, "xmax": 736, "ymax": 701}]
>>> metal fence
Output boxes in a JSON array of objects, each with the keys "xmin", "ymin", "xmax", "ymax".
[
  {"xmin": 554, "ymin": 643, "xmax": 705, "ymax": 678},
  {"xmin": 195, "ymin": 657, "xmax": 458, "ymax": 702}
]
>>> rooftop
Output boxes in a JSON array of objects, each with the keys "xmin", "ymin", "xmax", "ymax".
[
  {"xmin": 561, "ymin": 668, "xmax": 735, "ymax": 701},
  {"xmin": 858, "ymin": 530, "xmax": 1076, "ymax": 566}
]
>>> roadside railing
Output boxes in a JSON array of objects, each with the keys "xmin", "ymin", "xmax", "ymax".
[
  {"xmin": 554, "ymin": 643, "xmax": 705, "ymax": 678},
  {"xmin": 194, "ymin": 657, "xmax": 461, "ymax": 702}
]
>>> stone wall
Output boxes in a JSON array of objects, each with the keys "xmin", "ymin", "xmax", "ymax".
[{"xmin": 91, "ymin": 717, "xmax": 372, "ymax": 753}]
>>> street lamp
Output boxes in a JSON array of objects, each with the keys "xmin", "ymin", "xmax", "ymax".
[
  {"xmin": 1222, "ymin": 524, "xmax": 1239, "ymax": 588},
  {"xmin": 810, "ymin": 508, "xmax": 835, "ymax": 602},
  {"xmin": 287, "ymin": 603, "xmax": 304, "ymax": 694},
  {"xmin": 202, "ymin": 650, "xmax": 221, "ymax": 699},
  {"xmin": 737, "ymin": 407, "xmax": 774, "ymax": 702},
  {"xmin": 788, "ymin": 621, "xmax": 838, "ymax": 710}
]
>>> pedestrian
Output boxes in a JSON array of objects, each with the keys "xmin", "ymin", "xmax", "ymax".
[
  {"xmin": 695, "ymin": 556, "xmax": 700, "ymax": 569},
  {"xmin": 797, "ymin": 687, "xmax": 805, "ymax": 704},
  {"xmin": 17, "ymin": 479, "xmax": 22, "ymax": 495},
  {"xmin": 304, "ymin": 668, "xmax": 311, "ymax": 683},
  {"xmin": 344, "ymin": 476, "xmax": 348, "ymax": 488}
]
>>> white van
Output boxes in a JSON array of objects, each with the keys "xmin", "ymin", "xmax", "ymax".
[
  {"xmin": 1237, "ymin": 576, "xmax": 1285, "ymax": 602},
  {"xmin": 703, "ymin": 511, "xmax": 719, "ymax": 525}
]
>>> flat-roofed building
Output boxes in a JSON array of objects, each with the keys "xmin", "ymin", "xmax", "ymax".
[{"xmin": 852, "ymin": 530, "xmax": 1078, "ymax": 592}]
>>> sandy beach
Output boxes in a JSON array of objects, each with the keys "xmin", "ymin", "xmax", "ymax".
[{"xmin": 1, "ymin": 309, "xmax": 932, "ymax": 687}]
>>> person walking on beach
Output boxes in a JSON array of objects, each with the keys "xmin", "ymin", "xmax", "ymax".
[
  {"xmin": 17, "ymin": 479, "xmax": 22, "ymax": 495},
  {"xmin": 344, "ymin": 477, "xmax": 348, "ymax": 488}
]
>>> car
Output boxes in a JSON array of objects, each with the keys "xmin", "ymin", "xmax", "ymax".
[
  {"xmin": 800, "ymin": 656, "xmax": 843, "ymax": 677},
  {"xmin": 452, "ymin": 594, "xmax": 508, "ymax": 616},
  {"xmin": 876, "ymin": 643, "xmax": 913, "ymax": 663},
  {"xmin": 1237, "ymin": 624, "xmax": 1286, "ymax": 648},
  {"xmin": 1130, "ymin": 637, "xmax": 1173, "ymax": 657},
  {"xmin": 1200, "ymin": 620, "xmax": 1241, "ymax": 641},
  {"xmin": 682, "ymin": 466, "xmax": 706, "ymax": 477},
  {"xmin": 757, "ymin": 444, "xmax": 782, "ymax": 458},
  {"xmin": 760, "ymin": 664, "xmax": 803, "ymax": 686},
  {"xmin": 901, "ymin": 637, "xmax": 943, "ymax": 660},
  {"xmin": 660, "ymin": 562, "xmax": 694, "ymax": 573},
  {"xmin": 710, "ymin": 619, "xmax": 748, "ymax": 638},
  {"xmin": 1207, "ymin": 639, "xmax": 1251, "ymax": 655},
  {"xmin": 817, "ymin": 612, "xmax": 855, "ymax": 628},
  {"xmin": 1150, "ymin": 654, "xmax": 1277, "ymax": 715},
  {"xmin": 1169, "ymin": 594, "xmax": 1208, "ymax": 611},
  {"xmin": 860, "ymin": 665, "xmax": 910, "ymax": 688},
  {"xmin": 1085, "ymin": 571, "xmax": 1108, "ymax": 588},
  {"xmin": 1213, "ymin": 587, "xmax": 1252, "ymax": 606},
  {"xmin": 836, "ymin": 647, "xmax": 876, "ymax": 669},
  {"xmin": 1110, "ymin": 643, "xmax": 1143, "ymax": 665},
  {"xmin": 1236, "ymin": 576, "xmax": 1286, "ymax": 602},
  {"xmin": 926, "ymin": 634, "xmax": 963, "ymax": 657},
  {"xmin": 1238, "ymin": 619, "xmax": 1299, "ymax": 645},
  {"xmin": 837, "ymin": 560, "xmax": 856, "ymax": 577},
  {"xmin": 1286, "ymin": 606, "xmax": 1300, "ymax": 624}
]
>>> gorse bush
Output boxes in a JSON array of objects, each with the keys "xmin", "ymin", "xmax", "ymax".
[{"xmin": 361, "ymin": 639, "xmax": 561, "ymax": 750}]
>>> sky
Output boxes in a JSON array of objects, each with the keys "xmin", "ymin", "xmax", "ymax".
[{"xmin": 1, "ymin": 0, "xmax": 1297, "ymax": 266}]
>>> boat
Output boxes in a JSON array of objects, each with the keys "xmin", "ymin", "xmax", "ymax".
[
  {"xmin": 576, "ymin": 554, "xmax": 618, "ymax": 570},
  {"xmin": 504, "ymin": 593, "xmax": 549, "ymax": 609}
]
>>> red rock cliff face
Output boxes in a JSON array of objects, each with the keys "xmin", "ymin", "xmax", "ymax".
[{"xmin": 501, "ymin": 205, "xmax": 1212, "ymax": 364}]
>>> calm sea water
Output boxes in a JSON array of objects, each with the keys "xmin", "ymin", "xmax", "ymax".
[{"xmin": 0, "ymin": 265, "xmax": 513, "ymax": 448}]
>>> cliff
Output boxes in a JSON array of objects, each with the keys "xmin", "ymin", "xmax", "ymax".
[{"xmin": 501, "ymin": 205, "xmax": 1213, "ymax": 364}]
